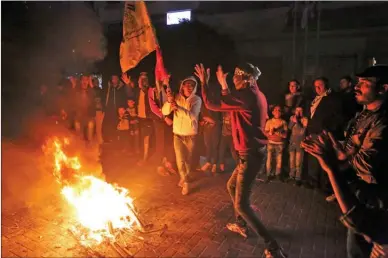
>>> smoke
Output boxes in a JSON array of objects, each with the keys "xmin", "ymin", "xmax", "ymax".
[{"xmin": 2, "ymin": 2, "xmax": 106, "ymax": 137}]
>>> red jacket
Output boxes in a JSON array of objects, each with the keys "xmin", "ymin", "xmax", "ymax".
[{"xmin": 201, "ymin": 84, "xmax": 268, "ymax": 154}]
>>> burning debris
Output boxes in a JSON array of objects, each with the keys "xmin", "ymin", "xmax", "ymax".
[{"xmin": 43, "ymin": 137, "xmax": 166, "ymax": 256}]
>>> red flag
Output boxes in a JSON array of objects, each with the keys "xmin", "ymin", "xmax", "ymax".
[{"xmin": 155, "ymin": 46, "xmax": 168, "ymax": 82}]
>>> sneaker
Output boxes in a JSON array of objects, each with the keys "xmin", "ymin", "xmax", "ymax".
[
  {"xmin": 219, "ymin": 163, "xmax": 225, "ymax": 173},
  {"xmin": 211, "ymin": 164, "xmax": 217, "ymax": 174},
  {"xmin": 325, "ymin": 194, "xmax": 336, "ymax": 202},
  {"xmin": 165, "ymin": 162, "xmax": 177, "ymax": 175},
  {"xmin": 200, "ymin": 162, "xmax": 212, "ymax": 172},
  {"xmin": 182, "ymin": 183, "xmax": 189, "ymax": 195},
  {"xmin": 264, "ymin": 248, "xmax": 288, "ymax": 258},
  {"xmin": 226, "ymin": 223, "xmax": 248, "ymax": 238},
  {"xmin": 157, "ymin": 166, "xmax": 169, "ymax": 176}
]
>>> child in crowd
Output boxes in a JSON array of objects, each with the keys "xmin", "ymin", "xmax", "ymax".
[
  {"xmin": 288, "ymin": 106, "xmax": 308, "ymax": 186},
  {"xmin": 265, "ymin": 105, "xmax": 288, "ymax": 182},
  {"xmin": 218, "ymin": 112, "xmax": 238, "ymax": 173},
  {"xmin": 117, "ymin": 107, "xmax": 130, "ymax": 152},
  {"xmin": 126, "ymin": 99, "xmax": 140, "ymax": 155}
]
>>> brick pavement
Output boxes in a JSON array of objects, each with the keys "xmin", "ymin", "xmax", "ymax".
[{"xmin": 2, "ymin": 150, "xmax": 347, "ymax": 258}]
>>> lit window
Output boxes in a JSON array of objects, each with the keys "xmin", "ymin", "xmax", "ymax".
[{"xmin": 166, "ymin": 10, "xmax": 191, "ymax": 25}]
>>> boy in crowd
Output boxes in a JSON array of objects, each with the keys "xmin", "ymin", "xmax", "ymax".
[
  {"xmin": 117, "ymin": 107, "xmax": 130, "ymax": 152},
  {"xmin": 288, "ymin": 106, "xmax": 308, "ymax": 186},
  {"xmin": 126, "ymin": 98, "xmax": 140, "ymax": 155},
  {"xmin": 265, "ymin": 105, "xmax": 288, "ymax": 182}
]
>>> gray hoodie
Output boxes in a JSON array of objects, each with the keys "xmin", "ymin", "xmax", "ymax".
[{"xmin": 162, "ymin": 76, "xmax": 202, "ymax": 136}]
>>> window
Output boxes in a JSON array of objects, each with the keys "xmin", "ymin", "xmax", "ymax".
[{"xmin": 166, "ymin": 10, "xmax": 191, "ymax": 25}]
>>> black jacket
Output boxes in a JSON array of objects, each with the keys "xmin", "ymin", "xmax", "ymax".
[{"xmin": 306, "ymin": 90, "xmax": 345, "ymax": 139}]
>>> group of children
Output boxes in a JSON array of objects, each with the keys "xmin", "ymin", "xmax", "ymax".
[
  {"xmin": 265, "ymin": 105, "xmax": 308, "ymax": 185},
  {"xmin": 115, "ymin": 91, "xmax": 309, "ymax": 185}
]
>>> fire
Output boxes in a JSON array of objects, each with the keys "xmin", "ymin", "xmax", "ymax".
[{"xmin": 43, "ymin": 137, "xmax": 141, "ymax": 246}]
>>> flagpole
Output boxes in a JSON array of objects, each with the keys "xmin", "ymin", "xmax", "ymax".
[
  {"xmin": 315, "ymin": 1, "xmax": 321, "ymax": 77},
  {"xmin": 292, "ymin": 1, "xmax": 298, "ymax": 78},
  {"xmin": 302, "ymin": 2, "xmax": 309, "ymax": 87}
]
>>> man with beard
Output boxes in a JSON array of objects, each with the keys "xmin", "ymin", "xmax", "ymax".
[
  {"xmin": 339, "ymin": 76, "xmax": 362, "ymax": 123},
  {"xmin": 195, "ymin": 63, "xmax": 286, "ymax": 258},
  {"xmin": 304, "ymin": 65, "xmax": 388, "ymax": 258}
]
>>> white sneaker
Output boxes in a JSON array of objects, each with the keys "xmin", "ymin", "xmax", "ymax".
[
  {"xmin": 182, "ymin": 183, "xmax": 189, "ymax": 195},
  {"xmin": 200, "ymin": 162, "xmax": 211, "ymax": 172}
]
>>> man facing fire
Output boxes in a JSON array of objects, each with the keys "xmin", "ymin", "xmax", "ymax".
[
  {"xmin": 194, "ymin": 63, "xmax": 287, "ymax": 258},
  {"xmin": 74, "ymin": 74, "xmax": 96, "ymax": 143}
]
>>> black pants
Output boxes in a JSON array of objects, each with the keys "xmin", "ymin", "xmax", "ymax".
[
  {"xmin": 227, "ymin": 150, "xmax": 278, "ymax": 249},
  {"xmin": 153, "ymin": 120, "xmax": 175, "ymax": 163},
  {"xmin": 218, "ymin": 135, "xmax": 237, "ymax": 164},
  {"xmin": 203, "ymin": 124, "xmax": 221, "ymax": 164},
  {"xmin": 102, "ymin": 108, "xmax": 117, "ymax": 142}
]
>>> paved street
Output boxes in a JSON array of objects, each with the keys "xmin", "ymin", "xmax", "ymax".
[{"xmin": 2, "ymin": 147, "xmax": 347, "ymax": 258}]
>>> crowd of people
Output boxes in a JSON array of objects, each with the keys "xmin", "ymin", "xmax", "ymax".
[{"xmin": 37, "ymin": 62, "xmax": 388, "ymax": 258}]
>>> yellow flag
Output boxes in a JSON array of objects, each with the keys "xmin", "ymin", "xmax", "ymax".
[{"xmin": 120, "ymin": 1, "xmax": 158, "ymax": 73}]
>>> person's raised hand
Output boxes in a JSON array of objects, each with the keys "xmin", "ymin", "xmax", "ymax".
[
  {"xmin": 370, "ymin": 243, "xmax": 387, "ymax": 258},
  {"xmin": 216, "ymin": 65, "xmax": 229, "ymax": 89},
  {"xmin": 194, "ymin": 64, "xmax": 210, "ymax": 86},
  {"xmin": 171, "ymin": 102, "xmax": 178, "ymax": 111},
  {"xmin": 162, "ymin": 74, "xmax": 171, "ymax": 87}
]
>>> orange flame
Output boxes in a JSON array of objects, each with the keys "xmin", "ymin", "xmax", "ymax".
[{"xmin": 43, "ymin": 137, "xmax": 140, "ymax": 246}]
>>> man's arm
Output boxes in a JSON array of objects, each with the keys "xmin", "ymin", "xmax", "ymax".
[
  {"xmin": 348, "ymin": 119, "xmax": 388, "ymax": 184},
  {"xmin": 280, "ymin": 120, "xmax": 288, "ymax": 138},
  {"xmin": 288, "ymin": 116, "xmax": 296, "ymax": 130},
  {"xmin": 148, "ymin": 88, "xmax": 163, "ymax": 119},
  {"xmin": 175, "ymin": 97, "xmax": 202, "ymax": 121},
  {"xmin": 202, "ymin": 84, "xmax": 250, "ymax": 112},
  {"xmin": 162, "ymin": 101, "xmax": 173, "ymax": 116}
]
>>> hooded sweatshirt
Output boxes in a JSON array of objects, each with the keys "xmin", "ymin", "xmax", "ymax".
[
  {"xmin": 162, "ymin": 76, "xmax": 202, "ymax": 136},
  {"xmin": 201, "ymin": 83, "xmax": 268, "ymax": 155}
]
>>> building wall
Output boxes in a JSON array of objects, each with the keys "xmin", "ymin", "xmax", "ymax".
[{"xmin": 94, "ymin": 1, "xmax": 388, "ymax": 102}]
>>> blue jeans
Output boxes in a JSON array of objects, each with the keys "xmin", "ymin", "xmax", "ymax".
[
  {"xmin": 289, "ymin": 143, "xmax": 304, "ymax": 180},
  {"xmin": 266, "ymin": 143, "xmax": 284, "ymax": 176},
  {"xmin": 347, "ymin": 229, "xmax": 373, "ymax": 258},
  {"xmin": 174, "ymin": 135, "xmax": 196, "ymax": 183},
  {"xmin": 227, "ymin": 150, "xmax": 278, "ymax": 249}
]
